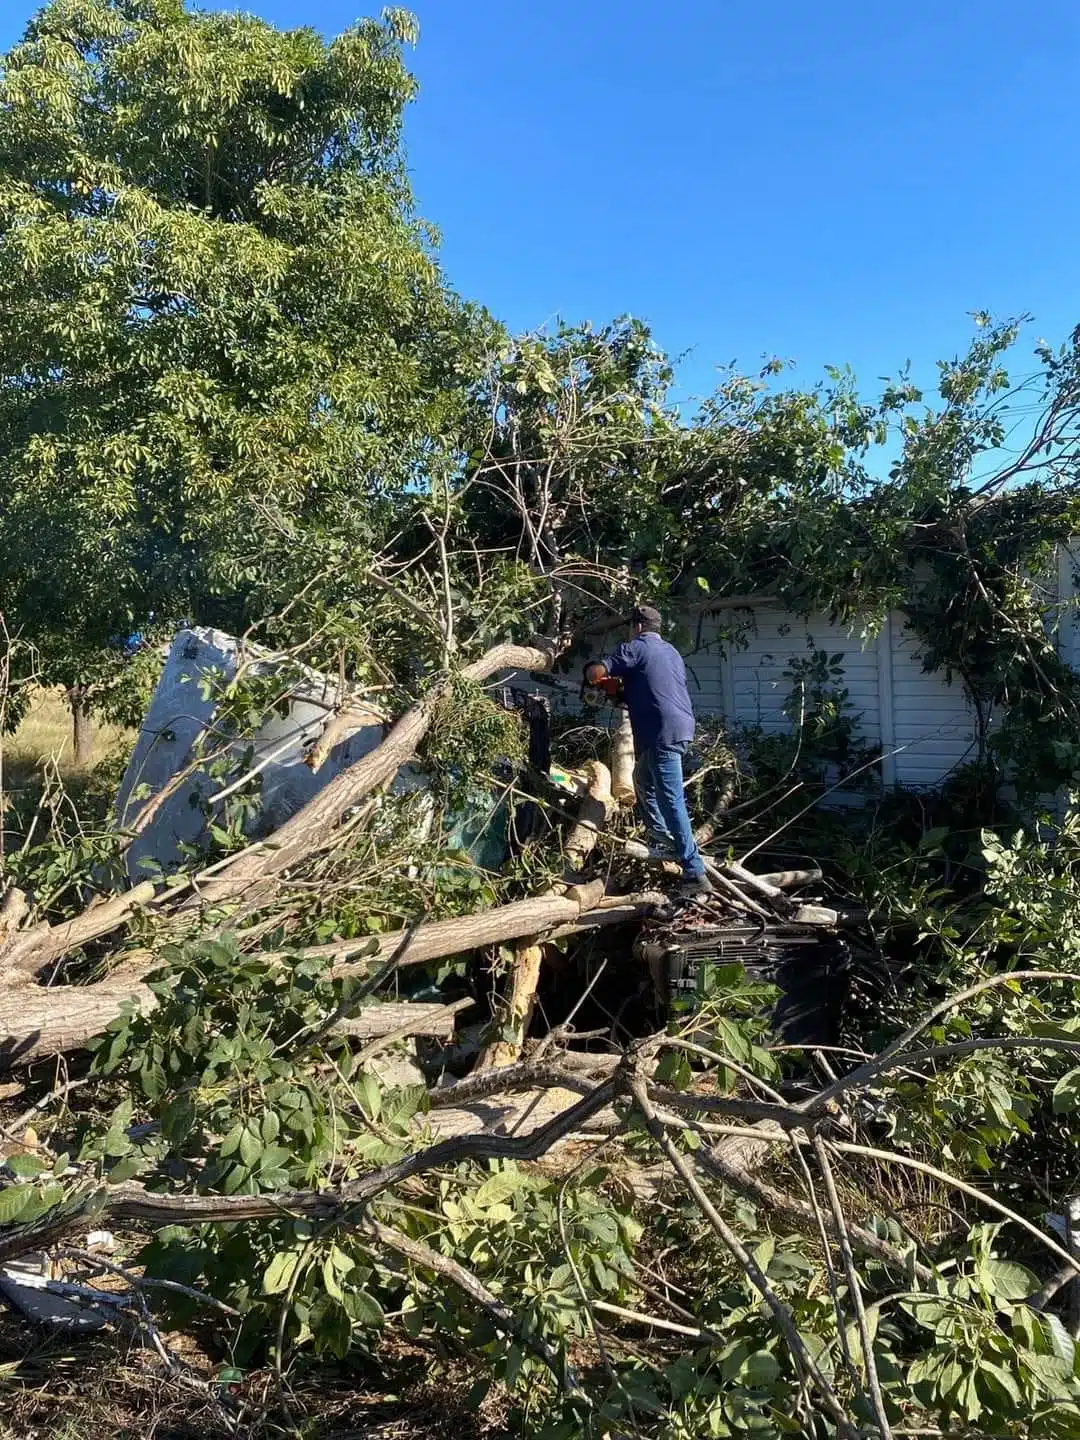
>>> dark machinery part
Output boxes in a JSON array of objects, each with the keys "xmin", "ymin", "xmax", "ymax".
[
  {"xmin": 497, "ymin": 687, "xmax": 553, "ymax": 850},
  {"xmin": 651, "ymin": 921, "xmax": 853, "ymax": 1048}
]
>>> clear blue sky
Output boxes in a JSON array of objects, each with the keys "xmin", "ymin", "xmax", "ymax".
[{"xmin": 3, "ymin": 0, "xmax": 1079, "ymax": 409}]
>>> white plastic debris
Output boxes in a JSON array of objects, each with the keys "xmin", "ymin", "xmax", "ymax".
[
  {"xmin": 116, "ymin": 627, "xmax": 393, "ymax": 879},
  {"xmin": 0, "ymin": 1254, "xmax": 109, "ymax": 1331}
]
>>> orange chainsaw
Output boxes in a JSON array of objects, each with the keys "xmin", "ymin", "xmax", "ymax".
[{"xmin": 581, "ymin": 666, "xmax": 624, "ymax": 707}]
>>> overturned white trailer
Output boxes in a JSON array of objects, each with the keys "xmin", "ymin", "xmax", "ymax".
[{"xmin": 115, "ymin": 628, "xmax": 401, "ymax": 879}]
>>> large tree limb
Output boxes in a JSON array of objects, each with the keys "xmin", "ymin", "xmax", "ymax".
[
  {"xmin": 609, "ymin": 709, "xmax": 635, "ymax": 805},
  {"xmin": 563, "ymin": 760, "xmax": 614, "ymax": 872},
  {"xmin": 196, "ymin": 640, "xmax": 560, "ymax": 907},
  {"xmin": 696, "ymin": 1139, "xmax": 933, "ymax": 1283},
  {"xmin": 0, "ymin": 883, "xmax": 157, "ymax": 978},
  {"xmin": 474, "ymin": 940, "xmax": 544, "ymax": 1072},
  {"xmin": 0, "ymin": 884, "xmax": 643, "ymax": 1068},
  {"xmin": 0, "ymin": 641, "xmax": 560, "ymax": 987},
  {"xmin": 474, "ymin": 758, "xmax": 613, "ymax": 1074},
  {"xmin": 0, "ymin": 1074, "xmax": 622, "ymax": 1261},
  {"xmin": 0, "ymin": 960, "xmax": 156, "ymax": 1068}
]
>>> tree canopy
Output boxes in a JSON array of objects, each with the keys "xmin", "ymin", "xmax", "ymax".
[{"xmin": 0, "ymin": 0, "xmax": 494, "ymax": 727}]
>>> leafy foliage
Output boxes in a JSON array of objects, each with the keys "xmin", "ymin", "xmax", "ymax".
[{"xmin": 0, "ymin": 0, "xmax": 493, "ymax": 711}]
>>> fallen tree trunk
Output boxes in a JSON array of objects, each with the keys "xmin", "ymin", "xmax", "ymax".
[
  {"xmin": 1, "ymin": 883, "xmax": 158, "ymax": 978},
  {"xmin": 547, "ymin": 891, "xmax": 667, "ymax": 940},
  {"xmin": 318, "ymin": 881, "xmax": 605, "ymax": 978},
  {"xmin": 0, "ymin": 883, "xmax": 621, "ymax": 1067},
  {"xmin": 198, "ymin": 640, "xmax": 559, "ymax": 908},
  {"xmin": 336, "ymin": 999, "xmax": 472, "ymax": 1041},
  {"xmin": 756, "ymin": 868, "xmax": 824, "ymax": 890},
  {"xmin": 563, "ymin": 760, "xmax": 614, "ymax": 872},
  {"xmin": 331, "ymin": 894, "xmax": 581, "ymax": 975},
  {"xmin": 0, "ymin": 961, "xmax": 156, "ymax": 1068},
  {"xmin": 610, "ymin": 709, "xmax": 635, "ymax": 805},
  {"xmin": 473, "ymin": 763, "xmax": 619, "ymax": 1072},
  {"xmin": 474, "ymin": 941, "xmax": 544, "ymax": 1071}
]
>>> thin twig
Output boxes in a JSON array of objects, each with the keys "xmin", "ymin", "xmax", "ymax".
[
  {"xmin": 628, "ymin": 1070, "xmax": 859, "ymax": 1440},
  {"xmin": 57, "ymin": 1248, "xmax": 242, "ymax": 1317},
  {"xmin": 811, "ymin": 1136, "xmax": 894, "ymax": 1440},
  {"xmin": 363, "ymin": 1215, "xmax": 583, "ymax": 1396},
  {"xmin": 806, "ymin": 970, "xmax": 1080, "ymax": 1112}
]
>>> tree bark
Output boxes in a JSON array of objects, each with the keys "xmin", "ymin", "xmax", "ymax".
[
  {"xmin": 0, "ymin": 882, "xmax": 158, "ymax": 977},
  {"xmin": 330, "ymin": 885, "xmax": 605, "ymax": 977},
  {"xmin": 0, "ymin": 961, "xmax": 156, "ymax": 1067},
  {"xmin": 68, "ymin": 686, "xmax": 93, "ymax": 768},
  {"xmin": 563, "ymin": 760, "xmax": 614, "ymax": 871},
  {"xmin": 475, "ymin": 941, "xmax": 544, "ymax": 1071},
  {"xmin": 335, "ymin": 999, "xmax": 470, "ymax": 1041},
  {"xmin": 610, "ymin": 709, "xmax": 635, "ymax": 805}
]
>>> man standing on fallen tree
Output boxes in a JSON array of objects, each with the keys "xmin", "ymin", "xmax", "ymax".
[{"xmin": 585, "ymin": 605, "xmax": 712, "ymax": 898}]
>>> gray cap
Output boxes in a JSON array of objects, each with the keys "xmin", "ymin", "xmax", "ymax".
[{"xmin": 629, "ymin": 604, "xmax": 662, "ymax": 629}]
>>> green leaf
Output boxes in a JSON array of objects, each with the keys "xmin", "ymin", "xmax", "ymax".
[
  {"xmin": 1053, "ymin": 1068, "xmax": 1080, "ymax": 1112},
  {"xmin": 325, "ymin": 1247, "xmax": 352, "ymax": 1277},
  {"xmin": 0, "ymin": 1186, "xmax": 31, "ymax": 1224},
  {"xmin": 348, "ymin": 1287, "xmax": 384, "ymax": 1328},
  {"xmin": 219, "ymin": 1123, "xmax": 243, "ymax": 1158},
  {"xmin": 741, "ymin": 1351, "xmax": 781, "ymax": 1388},
  {"xmin": 356, "ymin": 1071, "xmax": 382, "ymax": 1120},
  {"xmin": 1044, "ymin": 1312, "xmax": 1076, "ymax": 1369},
  {"xmin": 161, "ymin": 1094, "xmax": 196, "ymax": 1144},
  {"xmin": 239, "ymin": 1128, "xmax": 262, "ymax": 1168},
  {"xmin": 5, "ymin": 1154, "xmax": 47, "ymax": 1178},
  {"xmin": 263, "ymin": 1251, "xmax": 301, "ymax": 1295},
  {"xmin": 979, "ymin": 1361, "xmax": 1021, "ymax": 1405},
  {"xmin": 107, "ymin": 1156, "xmax": 142, "ymax": 1184},
  {"xmin": 584, "ymin": 1212, "xmax": 619, "ymax": 1246},
  {"xmin": 979, "ymin": 1258, "xmax": 1038, "ymax": 1301},
  {"xmin": 322, "ymin": 1255, "xmax": 344, "ymax": 1301},
  {"xmin": 474, "ymin": 1170, "xmax": 527, "ymax": 1209}
]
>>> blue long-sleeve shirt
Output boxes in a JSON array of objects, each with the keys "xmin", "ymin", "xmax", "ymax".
[{"xmin": 603, "ymin": 632, "xmax": 696, "ymax": 751}]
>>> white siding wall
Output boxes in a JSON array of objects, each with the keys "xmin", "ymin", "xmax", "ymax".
[
  {"xmin": 697, "ymin": 603, "xmax": 980, "ymax": 789},
  {"xmin": 506, "ymin": 543, "xmax": 1080, "ymax": 792},
  {"xmin": 886, "ymin": 620, "xmax": 977, "ymax": 786},
  {"xmin": 708, "ymin": 607, "xmax": 881, "ymax": 744}
]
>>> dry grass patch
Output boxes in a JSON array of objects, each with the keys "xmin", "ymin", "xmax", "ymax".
[{"xmin": 4, "ymin": 689, "xmax": 129, "ymax": 780}]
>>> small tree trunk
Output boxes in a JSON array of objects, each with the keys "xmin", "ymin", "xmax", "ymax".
[
  {"xmin": 475, "ymin": 941, "xmax": 544, "ymax": 1072},
  {"xmin": 610, "ymin": 709, "xmax": 635, "ymax": 805},
  {"xmin": 564, "ymin": 760, "xmax": 614, "ymax": 871},
  {"xmin": 68, "ymin": 686, "xmax": 93, "ymax": 767}
]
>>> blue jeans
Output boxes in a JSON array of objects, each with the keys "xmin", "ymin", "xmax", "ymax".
[{"xmin": 633, "ymin": 742, "xmax": 705, "ymax": 879}]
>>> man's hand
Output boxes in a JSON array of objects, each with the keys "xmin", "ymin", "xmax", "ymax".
[{"xmin": 583, "ymin": 661, "xmax": 622, "ymax": 704}]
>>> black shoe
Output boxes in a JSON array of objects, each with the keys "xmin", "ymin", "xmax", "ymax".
[{"xmin": 678, "ymin": 874, "xmax": 715, "ymax": 899}]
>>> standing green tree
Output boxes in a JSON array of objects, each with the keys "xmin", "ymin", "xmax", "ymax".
[{"xmin": 0, "ymin": 0, "xmax": 493, "ymax": 759}]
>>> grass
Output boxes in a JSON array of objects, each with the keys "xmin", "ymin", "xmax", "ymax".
[
  {"xmin": 3, "ymin": 689, "xmax": 130, "ymax": 787},
  {"xmin": 0, "ymin": 689, "xmax": 134, "ymax": 844}
]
